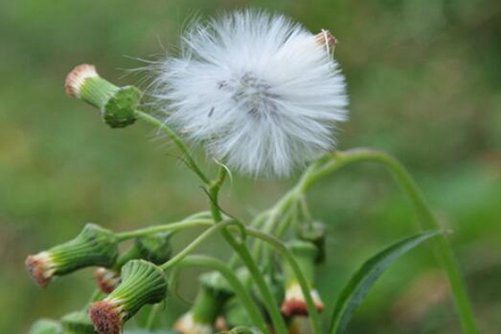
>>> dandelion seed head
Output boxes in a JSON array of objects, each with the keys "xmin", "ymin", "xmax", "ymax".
[{"xmin": 154, "ymin": 10, "xmax": 348, "ymax": 177}]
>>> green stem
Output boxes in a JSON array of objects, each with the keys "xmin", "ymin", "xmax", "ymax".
[
  {"xmin": 299, "ymin": 148, "xmax": 478, "ymax": 334},
  {"xmin": 209, "ymin": 167, "xmax": 288, "ymax": 334},
  {"xmin": 245, "ymin": 227, "xmax": 322, "ymax": 334},
  {"xmin": 160, "ymin": 221, "xmax": 232, "ymax": 270},
  {"xmin": 116, "ymin": 219, "xmax": 213, "ymax": 241},
  {"xmin": 177, "ymin": 255, "xmax": 268, "ymax": 333},
  {"xmin": 134, "ymin": 110, "xmax": 210, "ymax": 184}
]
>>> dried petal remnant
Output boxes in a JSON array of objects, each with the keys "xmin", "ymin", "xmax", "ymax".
[
  {"xmin": 25, "ymin": 252, "xmax": 55, "ymax": 288},
  {"xmin": 280, "ymin": 283, "xmax": 324, "ymax": 317},
  {"xmin": 89, "ymin": 300, "xmax": 122, "ymax": 334},
  {"xmin": 314, "ymin": 29, "xmax": 338, "ymax": 51},
  {"xmin": 65, "ymin": 64, "xmax": 98, "ymax": 98}
]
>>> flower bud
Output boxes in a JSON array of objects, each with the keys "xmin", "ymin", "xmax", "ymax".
[
  {"xmin": 94, "ymin": 233, "xmax": 172, "ymax": 293},
  {"xmin": 175, "ymin": 271, "xmax": 234, "ymax": 333},
  {"xmin": 25, "ymin": 224, "xmax": 119, "ymax": 287},
  {"xmin": 29, "ymin": 319, "xmax": 62, "ymax": 334},
  {"xmin": 65, "ymin": 64, "xmax": 140, "ymax": 128},
  {"xmin": 61, "ymin": 311, "xmax": 96, "ymax": 334},
  {"xmin": 298, "ymin": 221, "xmax": 327, "ymax": 263},
  {"xmin": 118, "ymin": 233, "xmax": 173, "ymax": 268},
  {"xmin": 280, "ymin": 240, "xmax": 324, "ymax": 317},
  {"xmin": 94, "ymin": 267, "xmax": 121, "ymax": 294},
  {"xmin": 89, "ymin": 260, "xmax": 167, "ymax": 334}
]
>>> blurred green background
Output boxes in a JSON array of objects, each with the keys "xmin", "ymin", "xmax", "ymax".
[{"xmin": 1, "ymin": 0, "xmax": 500, "ymax": 333}]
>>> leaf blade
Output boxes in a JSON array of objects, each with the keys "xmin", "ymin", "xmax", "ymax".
[{"xmin": 329, "ymin": 230, "xmax": 442, "ymax": 334}]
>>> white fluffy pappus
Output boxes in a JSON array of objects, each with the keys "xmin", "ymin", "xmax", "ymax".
[{"xmin": 154, "ymin": 10, "xmax": 348, "ymax": 177}]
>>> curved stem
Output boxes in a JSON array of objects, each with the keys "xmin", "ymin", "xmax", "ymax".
[
  {"xmin": 177, "ymin": 255, "xmax": 268, "ymax": 333},
  {"xmin": 160, "ymin": 221, "xmax": 232, "ymax": 270},
  {"xmin": 135, "ymin": 110, "xmax": 210, "ymax": 184},
  {"xmin": 299, "ymin": 148, "xmax": 478, "ymax": 334},
  {"xmin": 245, "ymin": 227, "xmax": 322, "ymax": 334},
  {"xmin": 116, "ymin": 219, "xmax": 213, "ymax": 241},
  {"xmin": 209, "ymin": 167, "xmax": 288, "ymax": 334}
]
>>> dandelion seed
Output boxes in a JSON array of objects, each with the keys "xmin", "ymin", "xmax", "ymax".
[{"xmin": 154, "ymin": 10, "xmax": 348, "ymax": 177}]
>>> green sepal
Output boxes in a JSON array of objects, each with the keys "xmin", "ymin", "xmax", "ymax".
[
  {"xmin": 49, "ymin": 223, "xmax": 119, "ymax": 276},
  {"xmin": 28, "ymin": 319, "xmax": 62, "ymax": 334},
  {"xmin": 116, "ymin": 233, "xmax": 172, "ymax": 269},
  {"xmin": 297, "ymin": 221, "xmax": 326, "ymax": 263},
  {"xmin": 107, "ymin": 259, "xmax": 167, "ymax": 320},
  {"xmin": 61, "ymin": 311, "xmax": 97, "ymax": 334},
  {"xmin": 79, "ymin": 75, "xmax": 140, "ymax": 128},
  {"xmin": 192, "ymin": 271, "xmax": 234, "ymax": 325},
  {"xmin": 103, "ymin": 86, "xmax": 140, "ymax": 128}
]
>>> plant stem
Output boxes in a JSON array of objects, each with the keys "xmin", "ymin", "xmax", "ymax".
[
  {"xmin": 209, "ymin": 167, "xmax": 288, "ymax": 334},
  {"xmin": 160, "ymin": 221, "xmax": 232, "ymax": 270},
  {"xmin": 116, "ymin": 219, "xmax": 213, "ymax": 241},
  {"xmin": 178, "ymin": 255, "xmax": 268, "ymax": 333},
  {"xmin": 298, "ymin": 148, "xmax": 478, "ymax": 334},
  {"xmin": 245, "ymin": 227, "xmax": 322, "ymax": 334},
  {"xmin": 134, "ymin": 110, "xmax": 210, "ymax": 184}
]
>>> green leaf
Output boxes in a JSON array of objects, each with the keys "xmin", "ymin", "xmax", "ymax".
[{"xmin": 329, "ymin": 230, "xmax": 442, "ymax": 334}]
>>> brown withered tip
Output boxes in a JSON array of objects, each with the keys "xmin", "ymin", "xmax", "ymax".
[
  {"xmin": 65, "ymin": 64, "xmax": 98, "ymax": 98},
  {"xmin": 89, "ymin": 300, "xmax": 122, "ymax": 334},
  {"xmin": 280, "ymin": 284, "xmax": 324, "ymax": 317},
  {"xmin": 94, "ymin": 268, "xmax": 120, "ymax": 294},
  {"xmin": 314, "ymin": 29, "xmax": 338, "ymax": 51},
  {"xmin": 25, "ymin": 252, "xmax": 54, "ymax": 288}
]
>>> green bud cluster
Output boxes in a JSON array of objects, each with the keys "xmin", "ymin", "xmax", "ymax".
[{"xmin": 25, "ymin": 224, "xmax": 118, "ymax": 287}]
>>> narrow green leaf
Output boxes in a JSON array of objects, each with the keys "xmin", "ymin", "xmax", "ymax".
[{"xmin": 329, "ymin": 230, "xmax": 442, "ymax": 334}]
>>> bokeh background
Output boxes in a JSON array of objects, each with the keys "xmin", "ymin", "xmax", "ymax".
[{"xmin": 1, "ymin": 0, "xmax": 500, "ymax": 333}]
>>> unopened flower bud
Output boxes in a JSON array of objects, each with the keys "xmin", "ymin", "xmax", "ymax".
[
  {"xmin": 61, "ymin": 311, "xmax": 96, "ymax": 334},
  {"xmin": 29, "ymin": 319, "xmax": 62, "ymax": 334},
  {"xmin": 280, "ymin": 240, "xmax": 324, "ymax": 317},
  {"xmin": 94, "ymin": 233, "xmax": 172, "ymax": 293},
  {"xmin": 65, "ymin": 64, "xmax": 140, "ymax": 128},
  {"xmin": 298, "ymin": 221, "xmax": 327, "ymax": 263},
  {"xmin": 25, "ymin": 224, "xmax": 118, "ymax": 287},
  {"xmin": 89, "ymin": 260, "xmax": 167, "ymax": 334},
  {"xmin": 118, "ymin": 233, "xmax": 173, "ymax": 268},
  {"xmin": 94, "ymin": 267, "xmax": 121, "ymax": 294},
  {"xmin": 175, "ymin": 271, "xmax": 234, "ymax": 333}
]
